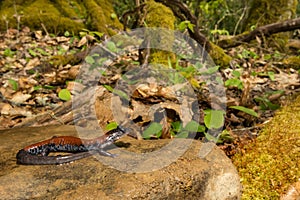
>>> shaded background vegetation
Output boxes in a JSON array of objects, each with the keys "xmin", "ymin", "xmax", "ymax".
[{"xmin": 0, "ymin": 0, "xmax": 300, "ymax": 199}]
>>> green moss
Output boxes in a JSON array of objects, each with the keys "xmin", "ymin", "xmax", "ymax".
[
  {"xmin": 144, "ymin": 0, "xmax": 175, "ymax": 29},
  {"xmin": 83, "ymin": 0, "xmax": 123, "ymax": 36},
  {"xmin": 282, "ymin": 56, "xmax": 300, "ymax": 69},
  {"xmin": 149, "ymin": 50, "xmax": 175, "ymax": 66},
  {"xmin": 0, "ymin": 0, "xmax": 85, "ymax": 34},
  {"xmin": 209, "ymin": 42, "xmax": 232, "ymax": 68},
  {"xmin": 54, "ymin": 0, "xmax": 86, "ymax": 20},
  {"xmin": 233, "ymin": 96, "xmax": 300, "ymax": 199},
  {"xmin": 0, "ymin": 0, "xmax": 123, "ymax": 35},
  {"xmin": 143, "ymin": 0, "xmax": 176, "ymax": 66},
  {"xmin": 49, "ymin": 54, "xmax": 82, "ymax": 66}
]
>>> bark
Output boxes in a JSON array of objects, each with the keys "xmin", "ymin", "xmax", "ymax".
[
  {"xmin": 155, "ymin": 0, "xmax": 211, "ymax": 51},
  {"xmin": 219, "ymin": 17, "xmax": 300, "ymax": 48}
]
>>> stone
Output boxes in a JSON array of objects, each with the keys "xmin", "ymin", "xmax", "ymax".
[{"xmin": 0, "ymin": 125, "xmax": 241, "ymax": 199}]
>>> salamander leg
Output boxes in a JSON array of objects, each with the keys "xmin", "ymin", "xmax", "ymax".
[{"xmin": 97, "ymin": 149, "xmax": 116, "ymax": 157}]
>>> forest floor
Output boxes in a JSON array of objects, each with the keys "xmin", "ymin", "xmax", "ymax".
[{"xmin": 0, "ymin": 27, "xmax": 300, "ymax": 159}]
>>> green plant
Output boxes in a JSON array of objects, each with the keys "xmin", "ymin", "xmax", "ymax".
[
  {"xmin": 254, "ymin": 90, "xmax": 283, "ymax": 110},
  {"xmin": 177, "ymin": 20, "xmax": 195, "ymax": 32},
  {"xmin": 210, "ymin": 29, "xmax": 229, "ymax": 41},
  {"xmin": 9, "ymin": 79, "xmax": 18, "ymax": 91},
  {"xmin": 200, "ymin": 65, "xmax": 220, "ymax": 75},
  {"xmin": 105, "ymin": 121, "xmax": 119, "ymax": 131},
  {"xmin": 142, "ymin": 110, "xmax": 229, "ymax": 143},
  {"xmin": 103, "ymin": 85, "xmax": 129, "ymax": 101},
  {"xmin": 79, "ymin": 29, "xmax": 104, "ymax": 42},
  {"xmin": 210, "ymin": 29, "xmax": 229, "ymax": 36},
  {"xmin": 255, "ymin": 71, "xmax": 275, "ymax": 81},
  {"xmin": 28, "ymin": 49, "xmax": 38, "ymax": 57},
  {"xmin": 56, "ymin": 46, "xmax": 67, "ymax": 55},
  {"xmin": 58, "ymin": 89, "xmax": 71, "ymax": 101},
  {"xmin": 106, "ymin": 41, "xmax": 119, "ymax": 53},
  {"xmin": 3, "ymin": 48, "xmax": 16, "ymax": 57},
  {"xmin": 230, "ymin": 106, "xmax": 258, "ymax": 117},
  {"xmin": 36, "ymin": 47, "xmax": 50, "ymax": 56},
  {"xmin": 225, "ymin": 70, "xmax": 243, "ymax": 90},
  {"xmin": 254, "ymin": 96, "xmax": 280, "ymax": 110},
  {"xmin": 110, "ymin": 13, "xmax": 117, "ymax": 19},
  {"xmin": 143, "ymin": 122, "xmax": 163, "ymax": 139},
  {"xmin": 204, "ymin": 109, "xmax": 225, "ymax": 129},
  {"xmin": 216, "ymin": 129, "xmax": 234, "ymax": 143},
  {"xmin": 237, "ymin": 49, "xmax": 258, "ymax": 59},
  {"xmin": 170, "ymin": 120, "xmax": 206, "ymax": 138},
  {"xmin": 198, "ymin": 0, "xmax": 244, "ymax": 35}
]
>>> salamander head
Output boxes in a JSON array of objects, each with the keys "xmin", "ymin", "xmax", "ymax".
[{"xmin": 105, "ymin": 125, "xmax": 128, "ymax": 143}]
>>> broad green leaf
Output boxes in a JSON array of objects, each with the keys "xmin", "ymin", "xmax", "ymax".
[
  {"xmin": 33, "ymin": 86, "xmax": 42, "ymax": 90},
  {"xmin": 64, "ymin": 31, "xmax": 70, "ymax": 37},
  {"xmin": 204, "ymin": 110, "xmax": 225, "ymax": 129},
  {"xmin": 4, "ymin": 48, "xmax": 15, "ymax": 57},
  {"xmin": 58, "ymin": 89, "xmax": 71, "ymax": 101},
  {"xmin": 36, "ymin": 48, "xmax": 50, "ymax": 56},
  {"xmin": 103, "ymin": 85, "xmax": 113, "ymax": 92},
  {"xmin": 254, "ymin": 97, "xmax": 280, "ymax": 110},
  {"xmin": 184, "ymin": 120, "xmax": 205, "ymax": 132},
  {"xmin": 9, "ymin": 79, "xmax": 18, "ymax": 91},
  {"xmin": 200, "ymin": 66, "xmax": 220, "ymax": 75},
  {"xmin": 176, "ymin": 130, "xmax": 189, "ymax": 138},
  {"xmin": 85, "ymin": 55, "xmax": 95, "ymax": 65},
  {"xmin": 203, "ymin": 132, "xmax": 218, "ymax": 143},
  {"xmin": 264, "ymin": 54, "xmax": 272, "ymax": 60},
  {"xmin": 103, "ymin": 85, "xmax": 129, "ymax": 101},
  {"xmin": 232, "ymin": 70, "xmax": 241, "ymax": 78},
  {"xmin": 105, "ymin": 122, "xmax": 118, "ymax": 131},
  {"xmin": 106, "ymin": 41, "xmax": 118, "ymax": 52},
  {"xmin": 230, "ymin": 106, "xmax": 258, "ymax": 117},
  {"xmin": 225, "ymin": 78, "xmax": 243, "ymax": 89},
  {"xmin": 142, "ymin": 122, "xmax": 162, "ymax": 139},
  {"xmin": 110, "ymin": 13, "xmax": 117, "ymax": 19},
  {"xmin": 171, "ymin": 121, "xmax": 182, "ymax": 132},
  {"xmin": 187, "ymin": 23, "xmax": 195, "ymax": 32},
  {"xmin": 267, "ymin": 71, "xmax": 275, "ymax": 81},
  {"xmin": 92, "ymin": 31, "xmax": 104, "ymax": 38},
  {"xmin": 217, "ymin": 130, "xmax": 234, "ymax": 144},
  {"xmin": 43, "ymin": 85, "xmax": 55, "ymax": 89},
  {"xmin": 113, "ymin": 89, "xmax": 129, "ymax": 101},
  {"xmin": 178, "ymin": 21, "xmax": 187, "ymax": 31},
  {"xmin": 28, "ymin": 49, "xmax": 37, "ymax": 57}
]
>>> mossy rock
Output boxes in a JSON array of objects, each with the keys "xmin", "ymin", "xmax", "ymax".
[
  {"xmin": 233, "ymin": 95, "xmax": 300, "ymax": 199},
  {"xmin": 209, "ymin": 42, "xmax": 232, "ymax": 68},
  {"xmin": 143, "ymin": 0, "xmax": 176, "ymax": 66},
  {"xmin": 0, "ymin": 0, "xmax": 122, "ymax": 35},
  {"xmin": 282, "ymin": 56, "xmax": 300, "ymax": 69},
  {"xmin": 83, "ymin": 0, "xmax": 123, "ymax": 35}
]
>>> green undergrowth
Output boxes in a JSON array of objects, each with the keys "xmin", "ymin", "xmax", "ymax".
[
  {"xmin": 0, "ymin": 0, "xmax": 122, "ymax": 35},
  {"xmin": 233, "ymin": 95, "xmax": 300, "ymax": 199}
]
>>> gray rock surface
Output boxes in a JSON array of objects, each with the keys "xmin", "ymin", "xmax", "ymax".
[{"xmin": 0, "ymin": 125, "xmax": 241, "ymax": 199}]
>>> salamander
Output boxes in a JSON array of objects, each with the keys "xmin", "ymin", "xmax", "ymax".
[{"xmin": 16, "ymin": 126, "xmax": 128, "ymax": 165}]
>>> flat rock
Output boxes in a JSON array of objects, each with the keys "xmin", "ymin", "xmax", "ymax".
[{"xmin": 0, "ymin": 125, "xmax": 241, "ymax": 199}]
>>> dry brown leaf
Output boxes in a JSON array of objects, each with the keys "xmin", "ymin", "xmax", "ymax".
[{"xmin": 11, "ymin": 92, "xmax": 31, "ymax": 103}]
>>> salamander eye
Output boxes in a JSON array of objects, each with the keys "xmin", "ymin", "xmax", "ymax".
[
  {"xmin": 29, "ymin": 148, "xmax": 38, "ymax": 154},
  {"xmin": 117, "ymin": 125, "xmax": 126, "ymax": 133}
]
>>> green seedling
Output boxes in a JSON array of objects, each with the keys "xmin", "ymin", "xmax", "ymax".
[{"xmin": 58, "ymin": 89, "xmax": 71, "ymax": 101}]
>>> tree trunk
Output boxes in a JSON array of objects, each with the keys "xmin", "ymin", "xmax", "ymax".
[
  {"xmin": 219, "ymin": 17, "xmax": 300, "ymax": 49},
  {"xmin": 241, "ymin": 0, "xmax": 298, "ymax": 48}
]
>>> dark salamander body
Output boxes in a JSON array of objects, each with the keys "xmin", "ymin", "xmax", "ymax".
[{"xmin": 16, "ymin": 126, "xmax": 128, "ymax": 165}]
